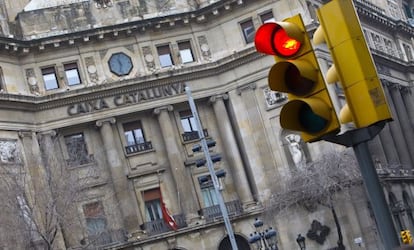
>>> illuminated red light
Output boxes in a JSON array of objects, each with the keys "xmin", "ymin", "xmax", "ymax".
[
  {"xmin": 254, "ymin": 23, "xmax": 301, "ymax": 57},
  {"xmin": 274, "ymin": 28, "xmax": 301, "ymax": 57}
]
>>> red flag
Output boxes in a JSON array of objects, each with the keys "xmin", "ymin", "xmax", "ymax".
[{"xmin": 160, "ymin": 191, "xmax": 178, "ymax": 231}]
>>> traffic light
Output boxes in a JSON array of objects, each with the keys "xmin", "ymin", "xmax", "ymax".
[
  {"xmin": 313, "ymin": 0, "xmax": 392, "ymax": 128},
  {"xmin": 254, "ymin": 14, "xmax": 339, "ymax": 142},
  {"xmin": 401, "ymin": 230, "xmax": 413, "ymax": 244}
]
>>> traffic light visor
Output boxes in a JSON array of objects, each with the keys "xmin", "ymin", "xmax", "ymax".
[{"xmin": 255, "ymin": 22, "xmax": 302, "ymax": 57}]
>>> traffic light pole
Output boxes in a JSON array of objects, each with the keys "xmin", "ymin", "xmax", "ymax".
[
  {"xmin": 324, "ymin": 122, "xmax": 400, "ymax": 249},
  {"xmin": 185, "ymin": 86, "xmax": 239, "ymax": 250}
]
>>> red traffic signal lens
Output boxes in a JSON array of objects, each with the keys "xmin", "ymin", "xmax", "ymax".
[
  {"xmin": 274, "ymin": 28, "xmax": 301, "ymax": 57},
  {"xmin": 254, "ymin": 23, "xmax": 301, "ymax": 57}
]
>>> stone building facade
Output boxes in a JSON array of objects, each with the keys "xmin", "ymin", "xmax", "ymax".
[{"xmin": 0, "ymin": 0, "xmax": 412, "ymax": 249}]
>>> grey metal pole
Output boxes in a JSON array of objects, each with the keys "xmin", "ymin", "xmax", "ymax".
[
  {"xmin": 353, "ymin": 141, "xmax": 399, "ymax": 250},
  {"xmin": 185, "ymin": 86, "xmax": 239, "ymax": 250}
]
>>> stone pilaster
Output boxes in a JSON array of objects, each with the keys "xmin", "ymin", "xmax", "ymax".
[
  {"xmin": 389, "ymin": 85, "xmax": 414, "ymax": 166},
  {"xmin": 383, "ymin": 83, "xmax": 412, "ymax": 169},
  {"xmin": 209, "ymin": 94, "xmax": 255, "ymax": 206},
  {"xmin": 96, "ymin": 118, "xmax": 142, "ymax": 231},
  {"xmin": 153, "ymin": 106, "xmax": 199, "ymax": 223}
]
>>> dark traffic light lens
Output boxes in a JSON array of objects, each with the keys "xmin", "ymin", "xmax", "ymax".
[
  {"xmin": 285, "ymin": 64, "xmax": 314, "ymax": 96},
  {"xmin": 299, "ymin": 105, "xmax": 327, "ymax": 133}
]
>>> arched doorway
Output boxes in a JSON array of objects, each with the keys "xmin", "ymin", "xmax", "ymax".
[{"xmin": 218, "ymin": 234, "xmax": 250, "ymax": 250}]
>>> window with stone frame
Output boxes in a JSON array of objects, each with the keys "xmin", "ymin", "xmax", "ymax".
[
  {"xmin": 387, "ymin": 0, "xmax": 401, "ymax": 19},
  {"xmin": 64, "ymin": 62, "xmax": 81, "ymax": 86},
  {"xmin": 178, "ymin": 40, "xmax": 195, "ymax": 64},
  {"xmin": 157, "ymin": 44, "xmax": 174, "ymax": 68},
  {"xmin": 240, "ymin": 18, "xmax": 255, "ymax": 44},
  {"xmin": 403, "ymin": 43, "xmax": 413, "ymax": 61},
  {"xmin": 143, "ymin": 188, "xmax": 162, "ymax": 222},
  {"xmin": 199, "ymin": 178, "xmax": 219, "ymax": 207},
  {"xmin": 64, "ymin": 133, "xmax": 90, "ymax": 166},
  {"xmin": 260, "ymin": 11, "xmax": 275, "ymax": 23},
  {"xmin": 123, "ymin": 121, "xmax": 152, "ymax": 154},
  {"xmin": 180, "ymin": 109, "xmax": 202, "ymax": 141},
  {"xmin": 42, "ymin": 67, "xmax": 59, "ymax": 90},
  {"xmin": 83, "ymin": 201, "xmax": 108, "ymax": 236}
]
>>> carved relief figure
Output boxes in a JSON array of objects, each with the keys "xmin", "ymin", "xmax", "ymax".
[{"xmin": 285, "ymin": 134, "xmax": 306, "ymax": 169}]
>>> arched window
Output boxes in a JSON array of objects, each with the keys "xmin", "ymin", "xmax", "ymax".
[
  {"xmin": 403, "ymin": 191, "xmax": 414, "ymax": 228},
  {"xmin": 218, "ymin": 234, "xmax": 250, "ymax": 250},
  {"xmin": 389, "ymin": 192, "xmax": 404, "ymax": 231}
]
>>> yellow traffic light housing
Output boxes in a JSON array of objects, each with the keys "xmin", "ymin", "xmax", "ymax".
[
  {"xmin": 401, "ymin": 230, "xmax": 413, "ymax": 244},
  {"xmin": 314, "ymin": 0, "xmax": 392, "ymax": 128},
  {"xmin": 255, "ymin": 14, "xmax": 339, "ymax": 142}
]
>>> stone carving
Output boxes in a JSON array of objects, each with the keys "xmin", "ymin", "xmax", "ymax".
[
  {"xmin": 142, "ymin": 46, "xmax": 156, "ymax": 71},
  {"xmin": 0, "ymin": 140, "xmax": 20, "ymax": 164},
  {"xmin": 197, "ymin": 35, "xmax": 211, "ymax": 61},
  {"xmin": 285, "ymin": 134, "xmax": 306, "ymax": 169},
  {"xmin": 85, "ymin": 57, "xmax": 99, "ymax": 84},
  {"xmin": 26, "ymin": 68, "xmax": 40, "ymax": 95},
  {"xmin": 263, "ymin": 87, "xmax": 286, "ymax": 108},
  {"xmin": 94, "ymin": 0, "xmax": 113, "ymax": 8}
]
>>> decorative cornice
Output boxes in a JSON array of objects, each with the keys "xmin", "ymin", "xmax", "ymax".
[{"xmin": 0, "ymin": 46, "xmax": 260, "ymax": 112}]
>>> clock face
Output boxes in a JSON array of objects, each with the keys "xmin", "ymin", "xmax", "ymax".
[{"xmin": 108, "ymin": 52, "xmax": 133, "ymax": 76}]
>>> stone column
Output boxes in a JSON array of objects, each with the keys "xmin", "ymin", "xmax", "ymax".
[
  {"xmin": 401, "ymin": 86, "xmax": 414, "ymax": 131},
  {"xmin": 96, "ymin": 118, "xmax": 142, "ymax": 231},
  {"xmin": 390, "ymin": 85, "xmax": 414, "ymax": 165},
  {"xmin": 236, "ymin": 83, "xmax": 274, "ymax": 200},
  {"xmin": 153, "ymin": 106, "xmax": 199, "ymax": 223},
  {"xmin": 209, "ymin": 94, "xmax": 255, "ymax": 205},
  {"xmin": 383, "ymin": 83, "xmax": 412, "ymax": 169}
]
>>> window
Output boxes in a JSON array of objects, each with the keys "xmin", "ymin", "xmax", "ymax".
[
  {"xmin": 123, "ymin": 121, "xmax": 145, "ymax": 146},
  {"xmin": 403, "ymin": 43, "xmax": 413, "ymax": 61},
  {"xmin": 240, "ymin": 19, "xmax": 255, "ymax": 44},
  {"xmin": 143, "ymin": 188, "xmax": 162, "ymax": 221},
  {"xmin": 83, "ymin": 201, "xmax": 107, "ymax": 236},
  {"xmin": 180, "ymin": 110, "xmax": 198, "ymax": 133},
  {"xmin": 200, "ymin": 178, "xmax": 218, "ymax": 207},
  {"xmin": 178, "ymin": 41, "xmax": 195, "ymax": 63},
  {"xmin": 64, "ymin": 62, "xmax": 81, "ymax": 86},
  {"xmin": 157, "ymin": 44, "xmax": 174, "ymax": 67},
  {"xmin": 260, "ymin": 11, "xmax": 275, "ymax": 23},
  {"xmin": 64, "ymin": 133, "xmax": 89, "ymax": 166},
  {"xmin": 123, "ymin": 121, "xmax": 153, "ymax": 154},
  {"xmin": 42, "ymin": 67, "xmax": 59, "ymax": 90}
]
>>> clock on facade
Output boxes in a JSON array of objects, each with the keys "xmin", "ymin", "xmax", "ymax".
[{"xmin": 108, "ymin": 52, "xmax": 133, "ymax": 76}]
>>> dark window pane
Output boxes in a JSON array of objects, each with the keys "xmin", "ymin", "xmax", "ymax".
[{"xmin": 240, "ymin": 19, "xmax": 255, "ymax": 43}]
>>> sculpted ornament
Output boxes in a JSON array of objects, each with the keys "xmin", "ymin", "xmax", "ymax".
[
  {"xmin": 0, "ymin": 140, "xmax": 20, "ymax": 164},
  {"xmin": 94, "ymin": 0, "xmax": 112, "ymax": 8}
]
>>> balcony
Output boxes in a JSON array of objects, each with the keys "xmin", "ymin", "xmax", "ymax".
[
  {"xmin": 125, "ymin": 141, "xmax": 153, "ymax": 155},
  {"xmin": 143, "ymin": 213, "xmax": 187, "ymax": 236},
  {"xmin": 201, "ymin": 200, "xmax": 243, "ymax": 223},
  {"xmin": 66, "ymin": 154, "xmax": 95, "ymax": 167},
  {"xmin": 80, "ymin": 229, "xmax": 127, "ymax": 249},
  {"xmin": 182, "ymin": 129, "xmax": 209, "ymax": 142}
]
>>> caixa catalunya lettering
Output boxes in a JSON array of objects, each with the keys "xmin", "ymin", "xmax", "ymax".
[{"xmin": 67, "ymin": 83, "xmax": 186, "ymax": 116}]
